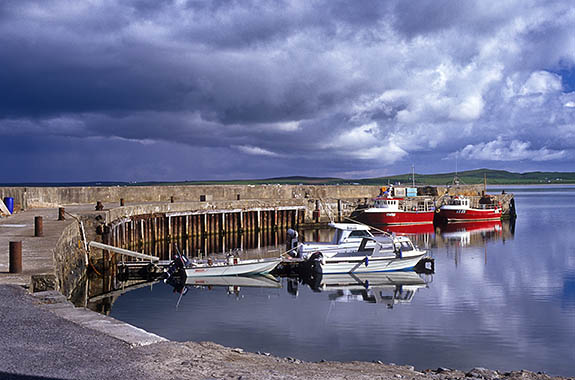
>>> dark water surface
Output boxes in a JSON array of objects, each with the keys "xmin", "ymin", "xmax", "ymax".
[{"xmin": 109, "ymin": 185, "xmax": 575, "ymax": 376}]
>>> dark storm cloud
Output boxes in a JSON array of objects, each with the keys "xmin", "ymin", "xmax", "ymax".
[{"xmin": 0, "ymin": 0, "xmax": 574, "ymax": 181}]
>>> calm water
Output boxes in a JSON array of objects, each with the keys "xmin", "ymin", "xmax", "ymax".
[{"xmin": 109, "ymin": 185, "xmax": 575, "ymax": 376}]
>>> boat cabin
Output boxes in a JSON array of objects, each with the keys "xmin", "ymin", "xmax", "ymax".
[
  {"xmin": 373, "ymin": 197, "xmax": 400, "ymax": 211},
  {"xmin": 328, "ymin": 222, "xmax": 374, "ymax": 244},
  {"xmin": 356, "ymin": 235, "xmax": 417, "ymax": 258},
  {"xmin": 446, "ymin": 196, "xmax": 470, "ymax": 208}
]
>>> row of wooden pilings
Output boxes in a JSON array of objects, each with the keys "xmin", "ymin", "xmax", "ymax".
[{"xmin": 104, "ymin": 207, "xmax": 306, "ymax": 250}]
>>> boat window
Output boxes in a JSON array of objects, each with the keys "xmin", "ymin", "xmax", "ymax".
[
  {"xmin": 399, "ymin": 241, "xmax": 413, "ymax": 251},
  {"xmin": 349, "ymin": 230, "xmax": 371, "ymax": 238}
]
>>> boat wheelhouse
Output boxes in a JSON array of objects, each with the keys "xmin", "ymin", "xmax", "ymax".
[{"xmin": 288, "ymin": 222, "xmax": 376, "ymax": 259}]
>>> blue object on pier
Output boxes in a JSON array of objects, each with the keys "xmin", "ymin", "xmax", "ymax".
[{"xmin": 3, "ymin": 197, "xmax": 14, "ymax": 214}]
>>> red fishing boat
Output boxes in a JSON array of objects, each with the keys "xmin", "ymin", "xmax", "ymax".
[
  {"xmin": 438, "ymin": 196, "xmax": 501, "ymax": 222},
  {"xmin": 354, "ymin": 196, "xmax": 435, "ymax": 227}
]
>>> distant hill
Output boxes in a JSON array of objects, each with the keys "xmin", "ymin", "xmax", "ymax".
[
  {"xmin": 375, "ymin": 169, "xmax": 575, "ymax": 186},
  {"xmin": 2, "ymin": 169, "xmax": 575, "ymax": 187}
]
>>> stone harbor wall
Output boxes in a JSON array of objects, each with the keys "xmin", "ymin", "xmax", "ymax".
[{"xmin": 0, "ymin": 184, "xmax": 487, "ymax": 210}]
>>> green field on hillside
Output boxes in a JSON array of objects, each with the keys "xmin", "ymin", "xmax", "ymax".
[{"xmin": 3, "ymin": 169, "xmax": 575, "ymax": 187}]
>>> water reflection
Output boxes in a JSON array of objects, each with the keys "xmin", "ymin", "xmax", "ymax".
[
  {"xmin": 287, "ymin": 272, "xmax": 430, "ymax": 308},
  {"xmin": 378, "ymin": 219, "xmax": 515, "ymax": 249},
  {"xmin": 162, "ymin": 271, "xmax": 430, "ymax": 310}
]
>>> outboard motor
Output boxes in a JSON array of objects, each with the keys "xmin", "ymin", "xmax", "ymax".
[
  {"xmin": 164, "ymin": 251, "xmax": 190, "ymax": 280},
  {"xmin": 286, "ymin": 229, "xmax": 300, "ymax": 257}
]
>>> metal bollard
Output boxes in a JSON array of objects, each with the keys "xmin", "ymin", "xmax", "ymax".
[
  {"xmin": 34, "ymin": 216, "xmax": 43, "ymax": 237},
  {"xmin": 9, "ymin": 241, "xmax": 22, "ymax": 273},
  {"xmin": 58, "ymin": 207, "xmax": 65, "ymax": 221},
  {"xmin": 170, "ymin": 196, "xmax": 175, "ymax": 203}
]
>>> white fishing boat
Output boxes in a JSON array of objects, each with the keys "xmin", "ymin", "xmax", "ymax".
[
  {"xmin": 287, "ymin": 222, "xmax": 376, "ymax": 259},
  {"xmin": 184, "ymin": 256, "xmax": 281, "ymax": 278},
  {"xmin": 306, "ymin": 235, "xmax": 426, "ymax": 274}
]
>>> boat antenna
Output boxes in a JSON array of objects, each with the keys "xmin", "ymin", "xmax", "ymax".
[{"xmin": 412, "ymin": 164, "xmax": 415, "ymax": 188}]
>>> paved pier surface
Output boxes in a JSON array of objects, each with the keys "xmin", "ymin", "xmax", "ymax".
[{"xmin": 0, "ymin": 205, "xmax": 100, "ymax": 286}]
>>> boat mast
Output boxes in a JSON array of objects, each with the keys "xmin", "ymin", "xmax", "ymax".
[{"xmin": 412, "ymin": 164, "xmax": 415, "ymax": 187}]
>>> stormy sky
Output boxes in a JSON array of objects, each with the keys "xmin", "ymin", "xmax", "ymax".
[{"xmin": 1, "ymin": 0, "xmax": 574, "ymax": 182}]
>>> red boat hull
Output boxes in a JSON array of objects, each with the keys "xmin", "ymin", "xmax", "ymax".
[
  {"xmin": 438, "ymin": 208, "xmax": 501, "ymax": 222},
  {"xmin": 356, "ymin": 210, "xmax": 435, "ymax": 226}
]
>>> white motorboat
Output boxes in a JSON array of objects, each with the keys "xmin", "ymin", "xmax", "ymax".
[
  {"xmin": 287, "ymin": 222, "xmax": 376, "ymax": 259},
  {"xmin": 307, "ymin": 235, "xmax": 427, "ymax": 274},
  {"xmin": 184, "ymin": 256, "xmax": 281, "ymax": 278}
]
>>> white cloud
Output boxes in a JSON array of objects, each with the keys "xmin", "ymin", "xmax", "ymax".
[
  {"xmin": 234, "ymin": 145, "xmax": 279, "ymax": 157},
  {"xmin": 519, "ymin": 71, "xmax": 562, "ymax": 96},
  {"xmin": 455, "ymin": 137, "xmax": 566, "ymax": 162}
]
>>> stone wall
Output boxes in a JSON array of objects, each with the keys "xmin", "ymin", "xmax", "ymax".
[
  {"xmin": 52, "ymin": 216, "xmax": 102, "ymax": 299},
  {"xmin": 0, "ymin": 184, "xmax": 490, "ymax": 210}
]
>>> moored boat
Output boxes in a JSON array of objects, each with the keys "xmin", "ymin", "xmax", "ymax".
[
  {"xmin": 184, "ymin": 256, "xmax": 281, "ymax": 277},
  {"xmin": 165, "ymin": 250, "xmax": 282, "ymax": 278},
  {"xmin": 438, "ymin": 196, "xmax": 502, "ymax": 222},
  {"xmin": 354, "ymin": 196, "xmax": 435, "ymax": 227},
  {"xmin": 306, "ymin": 235, "xmax": 427, "ymax": 274}
]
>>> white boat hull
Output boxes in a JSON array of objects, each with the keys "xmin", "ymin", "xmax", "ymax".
[
  {"xmin": 300, "ymin": 241, "xmax": 377, "ymax": 258},
  {"xmin": 184, "ymin": 258, "xmax": 281, "ymax": 277},
  {"xmin": 320, "ymin": 253, "xmax": 425, "ymax": 274}
]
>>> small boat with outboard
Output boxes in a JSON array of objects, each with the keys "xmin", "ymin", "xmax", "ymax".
[{"xmin": 165, "ymin": 251, "xmax": 281, "ymax": 278}]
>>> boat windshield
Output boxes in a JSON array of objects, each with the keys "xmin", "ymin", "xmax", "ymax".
[
  {"xmin": 349, "ymin": 230, "xmax": 372, "ymax": 239},
  {"xmin": 398, "ymin": 241, "xmax": 413, "ymax": 251}
]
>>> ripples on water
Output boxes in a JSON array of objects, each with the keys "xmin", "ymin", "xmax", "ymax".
[{"xmin": 106, "ymin": 186, "xmax": 575, "ymax": 376}]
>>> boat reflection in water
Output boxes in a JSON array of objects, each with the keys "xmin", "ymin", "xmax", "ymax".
[
  {"xmin": 287, "ymin": 271, "xmax": 430, "ymax": 308},
  {"xmin": 375, "ymin": 219, "xmax": 515, "ymax": 249},
  {"xmin": 164, "ymin": 270, "xmax": 430, "ymax": 309},
  {"xmin": 167, "ymin": 274, "xmax": 281, "ymax": 299},
  {"xmin": 436, "ymin": 220, "xmax": 510, "ymax": 247}
]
